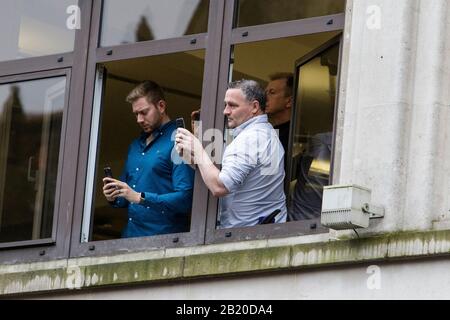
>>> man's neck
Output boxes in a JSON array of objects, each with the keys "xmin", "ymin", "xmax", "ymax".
[
  {"xmin": 268, "ymin": 111, "xmax": 291, "ymax": 127},
  {"xmin": 146, "ymin": 117, "xmax": 170, "ymax": 145}
]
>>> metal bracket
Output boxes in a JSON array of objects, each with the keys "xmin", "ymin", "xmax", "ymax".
[{"xmin": 362, "ymin": 203, "xmax": 385, "ymax": 219}]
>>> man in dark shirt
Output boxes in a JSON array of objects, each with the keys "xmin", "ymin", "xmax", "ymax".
[
  {"xmin": 102, "ymin": 80, "xmax": 194, "ymax": 238},
  {"xmin": 265, "ymin": 73, "xmax": 331, "ymax": 223},
  {"xmin": 265, "ymin": 72, "xmax": 294, "ymax": 159}
]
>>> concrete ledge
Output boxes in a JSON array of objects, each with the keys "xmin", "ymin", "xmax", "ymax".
[{"xmin": 2, "ymin": 229, "xmax": 450, "ymax": 296}]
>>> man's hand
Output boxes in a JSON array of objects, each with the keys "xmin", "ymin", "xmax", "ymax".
[
  {"xmin": 175, "ymin": 127, "xmax": 203, "ymax": 164},
  {"xmin": 102, "ymin": 178, "xmax": 141, "ymax": 204}
]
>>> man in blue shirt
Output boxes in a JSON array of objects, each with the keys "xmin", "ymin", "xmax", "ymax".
[{"xmin": 102, "ymin": 80, "xmax": 194, "ymax": 238}]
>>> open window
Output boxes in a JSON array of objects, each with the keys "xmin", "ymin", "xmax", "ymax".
[
  {"xmin": 286, "ymin": 36, "xmax": 341, "ymax": 233},
  {"xmin": 69, "ymin": 0, "xmax": 223, "ymax": 257},
  {"xmin": 82, "ymin": 51, "xmax": 206, "ymax": 242},
  {"xmin": 205, "ymin": 0, "xmax": 344, "ymax": 243}
]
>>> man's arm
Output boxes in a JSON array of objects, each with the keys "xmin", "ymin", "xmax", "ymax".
[
  {"xmin": 195, "ymin": 147, "xmax": 229, "ymax": 197},
  {"xmin": 175, "ymin": 128, "xmax": 229, "ymax": 197}
]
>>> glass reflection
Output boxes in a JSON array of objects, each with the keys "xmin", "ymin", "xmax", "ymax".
[
  {"xmin": 100, "ymin": 0, "xmax": 209, "ymax": 47},
  {"xmin": 0, "ymin": 77, "xmax": 65, "ymax": 243},
  {"xmin": 0, "ymin": 0, "xmax": 78, "ymax": 62},
  {"xmin": 288, "ymin": 43, "xmax": 339, "ymax": 223},
  {"xmin": 235, "ymin": 0, "xmax": 345, "ymax": 28}
]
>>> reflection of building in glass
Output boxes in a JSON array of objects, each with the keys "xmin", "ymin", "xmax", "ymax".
[
  {"xmin": 184, "ymin": 0, "xmax": 209, "ymax": 35},
  {"xmin": 0, "ymin": 82, "xmax": 64, "ymax": 243},
  {"xmin": 135, "ymin": 16, "xmax": 154, "ymax": 42},
  {"xmin": 236, "ymin": 0, "xmax": 345, "ymax": 27},
  {"xmin": 289, "ymin": 132, "xmax": 331, "ymax": 221}
]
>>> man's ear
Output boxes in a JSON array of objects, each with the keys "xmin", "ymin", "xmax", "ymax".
[
  {"xmin": 286, "ymin": 96, "xmax": 293, "ymax": 109},
  {"xmin": 252, "ymin": 100, "xmax": 261, "ymax": 114},
  {"xmin": 157, "ymin": 100, "xmax": 167, "ymax": 114}
]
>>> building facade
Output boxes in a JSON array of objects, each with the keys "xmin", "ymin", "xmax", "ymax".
[{"xmin": 1, "ymin": 0, "xmax": 450, "ymax": 299}]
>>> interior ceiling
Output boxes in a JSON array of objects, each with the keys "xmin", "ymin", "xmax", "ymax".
[
  {"xmin": 104, "ymin": 50, "xmax": 206, "ymax": 96},
  {"xmin": 103, "ymin": 31, "xmax": 340, "ymax": 93},
  {"xmin": 233, "ymin": 31, "xmax": 340, "ymax": 83}
]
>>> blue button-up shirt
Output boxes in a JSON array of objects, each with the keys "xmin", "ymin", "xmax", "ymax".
[{"xmin": 112, "ymin": 120, "xmax": 194, "ymax": 237}]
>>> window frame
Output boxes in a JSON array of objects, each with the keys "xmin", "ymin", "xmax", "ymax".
[
  {"xmin": 204, "ymin": 0, "xmax": 346, "ymax": 244},
  {"xmin": 0, "ymin": 68, "xmax": 71, "ymax": 261},
  {"xmin": 0, "ymin": 0, "xmax": 92, "ymax": 263},
  {"xmin": 69, "ymin": 0, "xmax": 225, "ymax": 258},
  {"xmin": 0, "ymin": 0, "xmax": 348, "ymax": 263}
]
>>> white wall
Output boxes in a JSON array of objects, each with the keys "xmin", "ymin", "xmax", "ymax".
[
  {"xmin": 335, "ymin": 0, "xmax": 450, "ymax": 237},
  {"xmin": 38, "ymin": 257, "xmax": 450, "ymax": 300}
]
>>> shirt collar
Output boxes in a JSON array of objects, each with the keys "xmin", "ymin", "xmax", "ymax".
[
  {"xmin": 232, "ymin": 114, "xmax": 268, "ymax": 138},
  {"xmin": 139, "ymin": 120, "xmax": 174, "ymax": 146}
]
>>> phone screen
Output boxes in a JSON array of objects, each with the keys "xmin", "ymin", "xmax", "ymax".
[
  {"xmin": 176, "ymin": 118, "xmax": 185, "ymax": 129},
  {"xmin": 104, "ymin": 166, "xmax": 113, "ymax": 178}
]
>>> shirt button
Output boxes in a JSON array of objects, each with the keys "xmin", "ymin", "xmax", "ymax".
[
  {"xmin": 129, "ymin": 218, "xmax": 132, "ymax": 221},
  {"xmin": 136, "ymin": 168, "xmax": 139, "ymax": 171},
  {"xmin": 162, "ymin": 211, "xmax": 165, "ymax": 214},
  {"xmin": 147, "ymin": 207, "xmax": 150, "ymax": 209},
  {"xmin": 142, "ymin": 153, "xmax": 145, "ymax": 156},
  {"xmin": 132, "ymin": 185, "xmax": 136, "ymax": 188}
]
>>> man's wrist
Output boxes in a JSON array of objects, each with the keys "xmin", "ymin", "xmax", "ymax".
[{"xmin": 138, "ymin": 192, "xmax": 145, "ymax": 204}]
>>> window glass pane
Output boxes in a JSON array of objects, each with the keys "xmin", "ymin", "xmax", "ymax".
[
  {"xmin": 87, "ymin": 50, "xmax": 205, "ymax": 241},
  {"xmin": 220, "ymin": 31, "xmax": 339, "ymax": 231},
  {"xmin": 288, "ymin": 43, "xmax": 339, "ymax": 227},
  {"xmin": 0, "ymin": 0, "xmax": 78, "ymax": 62},
  {"xmin": 235, "ymin": 0, "xmax": 345, "ymax": 28},
  {"xmin": 0, "ymin": 77, "xmax": 66, "ymax": 243},
  {"xmin": 100, "ymin": 0, "xmax": 209, "ymax": 47}
]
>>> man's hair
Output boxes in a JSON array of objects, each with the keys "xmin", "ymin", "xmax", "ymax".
[
  {"xmin": 228, "ymin": 79, "xmax": 266, "ymax": 112},
  {"xmin": 126, "ymin": 80, "xmax": 166, "ymax": 105},
  {"xmin": 269, "ymin": 72, "xmax": 294, "ymax": 97}
]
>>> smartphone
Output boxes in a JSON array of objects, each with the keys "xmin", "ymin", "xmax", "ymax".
[
  {"xmin": 176, "ymin": 118, "xmax": 185, "ymax": 129},
  {"xmin": 104, "ymin": 166, "xmax": 113, "ymax": 178}
]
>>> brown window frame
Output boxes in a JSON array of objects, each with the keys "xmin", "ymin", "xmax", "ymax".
[
  {"xmin": 69, "ymin": 0, "xmax": 226, "ymax": 258},
  {"xmin": 204, "ymin": 0, "xmax": 346, "ymax": 244},
  {"xmin": 0, "ymin": 0, "xmax": 347, "ymax": 264},
  {"xmin": 0, "ymin": 0, "xmax": 91, "ymax": 264}
]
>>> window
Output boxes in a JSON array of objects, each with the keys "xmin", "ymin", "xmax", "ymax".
[
  {"xmin": 204, "ymin": 0, "xmax": 344, "ymax": 243},
  {"xmin": 0, "ymin": 76, "xmax": 67, "ymax": 246},
  {"xmin": 0, "ymin": 0, "xmax": 78, "ymax": 62},
  {"xmin": 235, "ymin": 0, "xmax": 345, "ymax": 27},
  {"xmin": 217, "ymin": 33, "xmax": 340, "ymax": 234},
  {"xmin": 0, "ymin": 0, "xmax": 346, "ymax": 263},
  {"xmin": 100, "ymin": 0, "xmax": 209, "ymax": 46},
  {"xmin": 286, "ymin": 38, "xmax": 340, "ymax": 232},
  {"xmin": 0, "ymin": 0, "xmax": 90, "ymax": 264},
  {"xmin": 83, "ymin": 50, "xmax": 206, "ymax": 242},
  {"xmin": 69, "ymin": 0, "xmax": 223, "ymax": 257}
]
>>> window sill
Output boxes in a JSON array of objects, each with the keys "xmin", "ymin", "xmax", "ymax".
[{"xmin": 1, "ymin": 229, "xmax": 450, "ymax": 296}]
